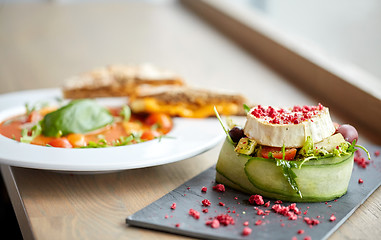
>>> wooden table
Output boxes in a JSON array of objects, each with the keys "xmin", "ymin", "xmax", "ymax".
[{"xmin": 0, "ymin": 1, "xmax": 380, "ymax": 239}]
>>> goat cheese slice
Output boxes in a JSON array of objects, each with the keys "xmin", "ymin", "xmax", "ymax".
[{"xmin": 243, "ymin": 105, "xmax": 335, "ymax": 148}]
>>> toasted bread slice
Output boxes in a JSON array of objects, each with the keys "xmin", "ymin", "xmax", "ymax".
[
  {"xmin": 62, "ymin": 63, "xmax": 184, "ymax": 99},
  {"xmin": 129, "ymin": 85, "xmax": 247, "ymax": 118}
]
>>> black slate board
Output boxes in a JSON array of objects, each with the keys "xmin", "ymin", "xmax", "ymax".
[{"xmin": 126, "ymin": 143, "xmax": 381, "ymax": 240}]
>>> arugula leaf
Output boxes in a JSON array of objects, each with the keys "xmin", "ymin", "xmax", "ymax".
[
  {"xmin": 276, "ymin": 158, "xmax": 302, "ymax": 198},
  {"xmin": 273, "ymin": 146, "xmax": 303, "ymax": 198},
  {"xmin": 41, "ymin": 99, "xmax": 113, "ymax": 137}
]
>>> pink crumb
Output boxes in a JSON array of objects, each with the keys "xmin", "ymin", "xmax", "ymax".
[
  {"xmin": 242, "ymin": 227, "xmax": 252, "ymax": 236},
  {"xmin": 213, "ymin": 184, "xmax": 226, "ymax": 192},
  {"xmin": 329, "ymin": 214, "xmax": 337, "ymax": 222}
]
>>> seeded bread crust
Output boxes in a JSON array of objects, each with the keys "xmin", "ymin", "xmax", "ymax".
[
  {"xmin": 62, "ymin": 64, "xmax": 184, "ymax": 99},
  {"xmin": 131, "ymin": 85, "xmax": 246, "ymax": 105}
]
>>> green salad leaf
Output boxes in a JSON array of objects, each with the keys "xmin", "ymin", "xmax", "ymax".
[
  {"xmin": 20, "ymin": 121, "xmax": 42, "ymax": 143},
  {"xmin": 214, "ymin": 106, "xmax": 234, "ymax": 144},
  {"xmin": 243, "ymin": 104, "xmax": 251, "ymax": 113},
  {"xmin": 41, "ymin": 99, "xmax": 114, "ymax": 137},
  {"xmin": 275, "ymin": 145, "xmax": 302, "ymax": 198},
  {"xmin": 120, "ymin": 105, "xmax": 131, "ymax": 122}
]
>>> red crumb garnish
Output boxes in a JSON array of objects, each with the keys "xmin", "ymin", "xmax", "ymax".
[
  {"xmin": 298, "ymin": 229, "xmax": 305, "ymax": 234},
  {"xmin": 249, "ymin": 194, "xmax": 264, "ymax": 205},
  {"xmin": 255, "ymin": 220, "xmax": 263, "ymax": 225},
  {"xmin": 170, "ymin": 203, "xmax": 176, "ymax": 210},
  {"xmin": 202, "ymin": 208, "xmax": 209, "ymax": 213},
  {"xmin": 264, "ymin": 201, "xmax": 270, "ymax": 207},
  {"xmin": 175, "ymin": 223, "xmax": 180, "ymax": 227},
  {"xmin": 243, "ymin": 221, "xmax": 249, "ymax": 226},
  {"xmin": 201, "ymin": 186, "xmax": 207, "ymax": 192},
  {"xmin": 354, "ymin": 151, "xmax": 371, "ymax": 168},
  {"xmin": 206, "ymin": 219, "xmax": 220, "ymax": 228},
  {"xmin": 250, "ymin": 104, "xmax": 324, "ymax": 125},
  {"xmin": 329, "ymin": 214, "xmax": 336, "ymax": 222},
  {"xmin": 358, "ymin": 178, "xmax": 364, "ymax": 184},
  {"xmin": 164, "ymin": 214, "xmax": 168, "ymax": 219},
  {"xmin": 304, "ymin": 236, "xmax": 312, "ymax": 240},
  {"xmin": 274, "ymin": 200, "xmax": 283, "ymax": 204},
  {"xmin": 272, "ymin": 203, "xmax": 300, "ymax": 220},
  {"xmin": 242, "ymin": 227, "xmax": 252, "ymax": 236},
  {"xmin": 202, "ymin": 199, "xmax": 211, "ymax": 207},
  {"xmin": 292, "ymin": 237, "xmax": 298, "ymax": 240},
  {"xmin": 213, "ymin": 214, "xmax": 235, "ymax": 226},
  {"xmin": 257, "ymin": 209, "xmax": 264, "ymax": 215},
  {"xmin": 375, "ymin": 150, "xmax": 380, "ymax": 157},
  {"xmin": 304, "ymin": 217, "xmax": 320, "ymax": 226},
  {"xmin": 213, "ymin": 184, "xmax": 226, "ymax": 192},
  {"xmin": 219, "ymin": 202, "xmax": 225, "ymax": 206},
  {"xmin": 189, "ymin": 209, "xmax": 200, "ymax": 219}
]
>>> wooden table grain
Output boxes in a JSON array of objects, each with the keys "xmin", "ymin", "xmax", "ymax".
[{"xmin": 0, "ymin": 1, "xmax": 380, "ymax": 240}]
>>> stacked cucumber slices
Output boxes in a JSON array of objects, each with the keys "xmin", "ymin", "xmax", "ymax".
[{"xmin": 215, "ymin": 104, "xmax": 369, "ymax": 202}]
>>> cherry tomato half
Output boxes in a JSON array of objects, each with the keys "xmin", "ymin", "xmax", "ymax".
[
  {"xmin": 26, "ymin": 111, "xmax": 43, "ymax": 123},
  {"xmin": 141, "ymin": 130, "xmax": 161, "ymax": 141},
  {"xmin": 261, "ymin": 147, "xmax": 297, "ymax": 160},
  {"xmin": 145, "ymin": 113, "xmax": 173, "ymax": 134},
  {"xmin": 48, "ymin": 138, "xmax": 73, "ymax": 148}
]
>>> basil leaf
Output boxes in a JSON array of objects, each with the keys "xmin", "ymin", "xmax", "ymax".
[{"xmin": 41, "ymin": 99, "xmax": 113, "ymax": 137}]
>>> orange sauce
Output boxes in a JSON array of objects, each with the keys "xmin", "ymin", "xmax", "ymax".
[{"xmin": 0, "ymin": 107, "xmax": 172, "ymax": 148}]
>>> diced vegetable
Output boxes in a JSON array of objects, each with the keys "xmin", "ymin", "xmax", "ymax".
[
  {"xmin": 314, "ymin": 133, "xmax": 346, "ymax": 152},
  {"xmin": 261, "ymin": 146, "xmax": 297, "ymax": 160},
  {"xmin": 234, "ymin": 137, "xmax": 257, "ymax": 155},
  {"xmin": 47, "ymin": 138, "xmax": 73, "ymax": 148}
]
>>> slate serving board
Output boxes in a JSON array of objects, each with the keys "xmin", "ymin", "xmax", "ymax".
[{"xmin": 126, "ymin": 143, "xmax": 381, "ymax": 240}]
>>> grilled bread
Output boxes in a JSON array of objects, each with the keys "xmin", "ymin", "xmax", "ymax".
[{"xmin": 62, "ymin": 63, "xmax": 184, "ymax": 99}]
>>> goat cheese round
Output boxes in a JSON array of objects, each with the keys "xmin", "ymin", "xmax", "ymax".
[{"xmin": 243, "ymin": 104, "xmax": 335, "ymax": 147}]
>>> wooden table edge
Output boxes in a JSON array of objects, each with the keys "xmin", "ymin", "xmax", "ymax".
[{"xmin": 1, "ymin": 165, "xmax": 34, "ymax": 240}]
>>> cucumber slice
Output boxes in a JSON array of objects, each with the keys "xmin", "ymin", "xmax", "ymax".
[
  {"xmin": 216, "ymin": 138, "xmax": 286, "ymax": 200},
  {"xmin": 216, "ymin": 138, "xmax": 260, "ymax": 193},
  {"xmin": 245, "ymin": 154, "xmax": 354, "ymax": 202}
]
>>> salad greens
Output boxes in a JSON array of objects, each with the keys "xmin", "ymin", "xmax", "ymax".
[{"xmin": 41, "ymin": 99, "xmax": 113, "ymax": 137}]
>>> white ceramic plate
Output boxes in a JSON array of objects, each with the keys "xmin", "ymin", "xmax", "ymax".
[{"xmin": 0, "ymin": 89, "xmax": 225, "ymax": 172}]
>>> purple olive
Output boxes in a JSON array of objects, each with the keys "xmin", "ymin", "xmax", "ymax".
[
  {"xmin": 337, "ymin": 124, "xmax": 358, "ymax": 143},
  {"xmin": 229, "ymin": 126, "xmax": 245, "ymax": 142}
]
